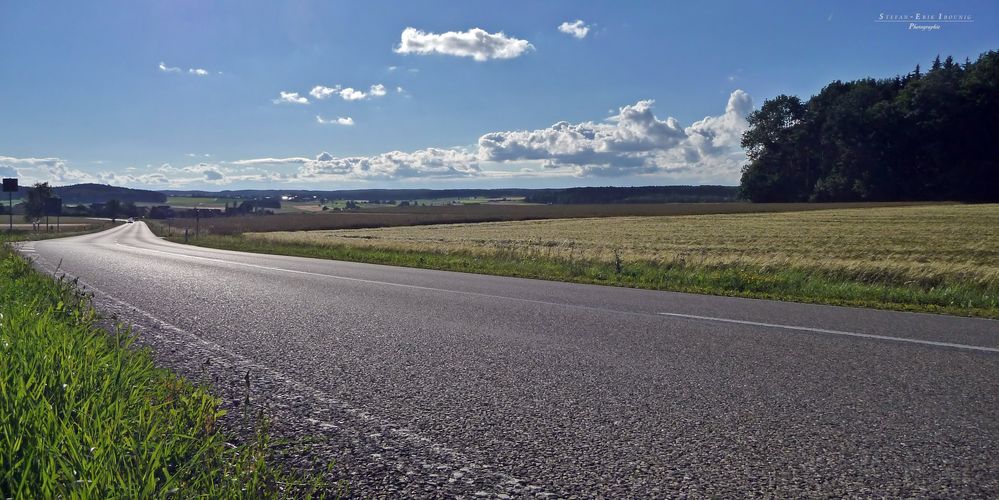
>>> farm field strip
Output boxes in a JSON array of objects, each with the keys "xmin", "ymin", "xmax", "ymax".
[
  {"xmin": 164, "ymin": 201, "xmax": 937, "ymax": 235},
  {"xmin": 254, "ymin": 204, "xmax": 997, "ymax": 287},
  {"xmin": 182, "ymin": 203, "xmax": 997, "ymax": 318}
]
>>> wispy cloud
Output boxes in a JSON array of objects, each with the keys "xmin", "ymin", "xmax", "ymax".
[
  {"xmin": 316, "ymin": 115, "xmax": 355, "ymax": 126},
  {"xmin": 160, "ymin": 62, "xmax": 214, "ymax": 76},
  {"xmin": 394, "ymin": 27, "xmax": 534, "ymax": 61},
  {"xmin": 558, "ymin": 20, "xmax": 591, "ymax": 39},
  {"xmin": 158, "ymin": 62, "xmax": 181, "ymax": 73}
]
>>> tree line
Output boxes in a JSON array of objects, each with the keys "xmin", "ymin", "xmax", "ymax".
[
  {"xmin": 740, "ymin": 51, "xmax": 999, "ymax": 202},
  {"xmin": 524, "ymin": 186, "xmax": 738, "ymax": 204}
]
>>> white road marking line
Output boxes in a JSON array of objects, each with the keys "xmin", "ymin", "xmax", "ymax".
[
  {"xmin": 112, "ymin": 240, "xmax": 661, "ymax": 317},
  {"xmin": 28, "ymin": 251, "xmax": 543, "ymax": 493},
  {"xmin": 658, "ymin": 312, "xmax": 999, "ymax": 353},
  {"xmin": 42, "ymin": 235, "xmax": 987, "ymax": 355}
]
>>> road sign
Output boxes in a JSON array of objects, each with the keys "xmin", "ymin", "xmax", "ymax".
[
  {"xmin": 1, "ymin": 178, "xmax": 17, "ymax": 192},
  {"xmin": 45, "ymin": 197, "xmax": 62, "ymax": 216}
]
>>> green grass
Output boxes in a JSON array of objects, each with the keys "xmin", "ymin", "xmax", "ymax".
[
  {"xmin": 1, "ymin": 223, "xmax": 119, "ymax": 243},
  {"xmin": 171, "ymin": 233, "xmax": 999, "ymax": 319},
  {"xmin": 165, "ymin": 196, "xmax": 240, "ymax": 208},
  {"xmin": 0, "ymin": 245, "xmax": 335, "ymax": 497}
]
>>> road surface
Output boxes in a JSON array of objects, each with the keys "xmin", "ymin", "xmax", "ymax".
[{"xmin": 18, "ymin": 222, "xmax": 999, "ymax": 497}]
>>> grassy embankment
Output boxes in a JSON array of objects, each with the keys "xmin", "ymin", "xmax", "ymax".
[
  {"xmin": 0, "ymin": 219, "xmax": 119, "ymax": 243},
  {"xmin": 171, "ymin": 204, "xmax": 998, "ymax": 318},
  {"xmin": 0, "ymin": 245, "xmax": 331, "ymax": 497}
]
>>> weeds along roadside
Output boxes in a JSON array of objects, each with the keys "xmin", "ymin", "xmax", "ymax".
[
  {"xmin": 0, "ymin": 222, "xmax": 118, "ymax": 243},
  {"xmin": 0, "ymin": 243, "xmax": 339, "ymax": 498}
]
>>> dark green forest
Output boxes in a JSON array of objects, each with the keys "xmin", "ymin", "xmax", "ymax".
[
  {"xmin": 23, "ymin": 183, "xmax": 167, "ymax": 204},
  {"xmin": 523, "ymin": 185, "xmax": 737, "ymax": 204},
  {"xmin": 739, "ymin": 51, "xmax": 999, "ymax": 202}
]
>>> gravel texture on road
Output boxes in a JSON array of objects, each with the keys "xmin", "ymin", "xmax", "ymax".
[{"xmin": 20, "ymin": 223, "xmax": 999, "ymax": 497}]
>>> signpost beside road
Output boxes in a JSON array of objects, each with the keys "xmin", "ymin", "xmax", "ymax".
[
  {"xmin": 45, "ymin": 196, "xmax": 62, "ymax": 232},
  {"xmin": 2, "ymin": 178, "xmax": 17, "ymax": 232}
]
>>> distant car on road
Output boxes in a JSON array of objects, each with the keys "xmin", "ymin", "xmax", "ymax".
[{"xmin": 127, "ymin": 217, "xmax": 134, "ymax": 223}]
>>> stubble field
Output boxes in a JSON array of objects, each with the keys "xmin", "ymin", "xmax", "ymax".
[{"xmin": 223, "ymin": 204, "xmax": 999, "ymax": 317}]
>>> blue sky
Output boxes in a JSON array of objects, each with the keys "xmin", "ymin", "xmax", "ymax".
[{"xmin": 1, "ymin": 1, "xmax": 995, "ymax": 190}]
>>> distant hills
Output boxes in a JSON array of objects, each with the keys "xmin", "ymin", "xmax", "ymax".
[
  {"xmin": 17, "ymin": 184, "xmax": 739, "ymax": 206},
  {"xmin": 159, "ymin": 186, "xmax": 739, "ymax": 204},
  {"xmin": 28, "ymin": 183, "xmax": 168, "ymax": 204}
]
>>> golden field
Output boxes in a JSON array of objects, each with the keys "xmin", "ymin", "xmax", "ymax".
[{"xmin": 248, "ymin": 204, "xmax": 999, "ymax": 291}]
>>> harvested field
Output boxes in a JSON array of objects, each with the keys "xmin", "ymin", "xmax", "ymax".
[{"xmin": 166, "ymin": 201, "xmax": 935, "ymax": 235}]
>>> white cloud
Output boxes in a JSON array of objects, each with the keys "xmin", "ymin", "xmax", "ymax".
[
  {"xmin": 310, "ymin": 85, "xmax": 341, "ymax": 100},
  {"xmin": 0, "ymin": 165, "xmax": 18, "ymax": 178},
  {"xmin": 310, "ymin": 84, "xmax": 387, "ymax": 101},
  {"xmin": 339, "ymin": 87, "xmax": 366, "ymax": 101},
  {"xmin": 316, "ymin": 115, "xmax": 355, "ymax": 126},
  {"xmin": 0, "ymin": 156, "xmax": 100, "ymax": 184},
  {"xmin": 229, "ymin": 157, "xmax": 311, "ymax": 166},
  {"xmin": 298, "ymin": 149, "xmax": 480, "ymax": 180},
  {"xmin": 558, "ymin": 20, "xmax": 590, "ymax": 39},
  {"xmin": 396, "ymin": 86, "xmax": 405, "ymax": 93},
  {"xmin": 158, "ymin": 62, "xmax": 181, "ymax": 73},
  {"xmin": 160, "ymin": 62, "xmax": 214, "ymax": 76},
  {"xmin": 273, "ymin": 91, "xmax": 309, "ymax": 105},
  {"xmin": 477, "ymin": 90, "xmax": 753, "ymax": 178},
  {"xmin": 394, "ymin": 27, "xmax": 534, "ymax": 61}
]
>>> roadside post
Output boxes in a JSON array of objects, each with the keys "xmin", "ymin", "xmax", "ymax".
[
  {"xmin": 1, "ymin": 178, "xmax": 16, "ymax": 232},
  {"xmin": 195, "ymin": 206, "xmax": 200, "ymax": 238},
  {"xmin": 45, "ymin": 197, "xmax": 62, "ymax": 233}
]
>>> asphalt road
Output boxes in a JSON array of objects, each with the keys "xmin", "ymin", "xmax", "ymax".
[{"xmin": 19, "ymin": 222, "xmax": 999, "ymax": 497}]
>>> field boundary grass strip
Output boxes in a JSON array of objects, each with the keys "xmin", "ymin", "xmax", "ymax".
[{"xmin": 168, "ymin": 234, "xmax": 999, "ymax": 320}]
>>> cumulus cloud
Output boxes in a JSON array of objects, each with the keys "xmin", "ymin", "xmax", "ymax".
[
  {"xmin": 203, "ymin": 169, "xmax": 224, "ymax": 181},
  {"xmin": 316, "ymin": 115, "xmax": 355, "ymax": 126},
  {"xmin": 298, "ymin": 149, "xmax": 480, "ymax": 180},
  {"xmin": 310, "ymin": 85, "xmax": 341, "ymax": 100},
  {"xmin": 477, "ymin": 90, "xmax": 753, "ymax": 177},
  {"xmin": 309, "ymin": 83, "xmax": 387, "ymax": 101},
  {"xmin": 188, "ymin": 68, "xmax": 209, "ymax": 76},
  {"xmin": 229, "ymin": 157, "xmax": 311, "ymax": 166},
  {"xmin": 394, "ymin": 27, "xmax": 534, "ymax": 61},
  {"xmin": 273, "ymin": 91, "xmax": 309, "ymax": 105},
  {"xmin": 141, "ymin": 162, "xmax": 292, "ymax": 186},
  {"xmin": 0, "ymin": 156, "xmax": 103, "ymax": 184},
  {"xmin": 339, "ymin": 87, "xmax": 366, "ymax": 101},
  {"xmin": 558, "ymin": 20, "xmax": 590, "ymax": 39}
]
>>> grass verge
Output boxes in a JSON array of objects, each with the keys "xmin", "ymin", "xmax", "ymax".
[
  {"xmin": 169, "ymin": 234, "xmax": 998, "ymax": 319},
  {"xmin": 0, "ymin": 223, "xmax": 118, "ymax": 243},
  {"xmin": 0, "ymin": 244, "xmax": 334, "ymax": 497}
]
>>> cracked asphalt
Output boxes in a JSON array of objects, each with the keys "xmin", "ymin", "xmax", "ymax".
[{"xmin": 19, "ymin": 222, "xmax": 999, "ymax": 497}]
